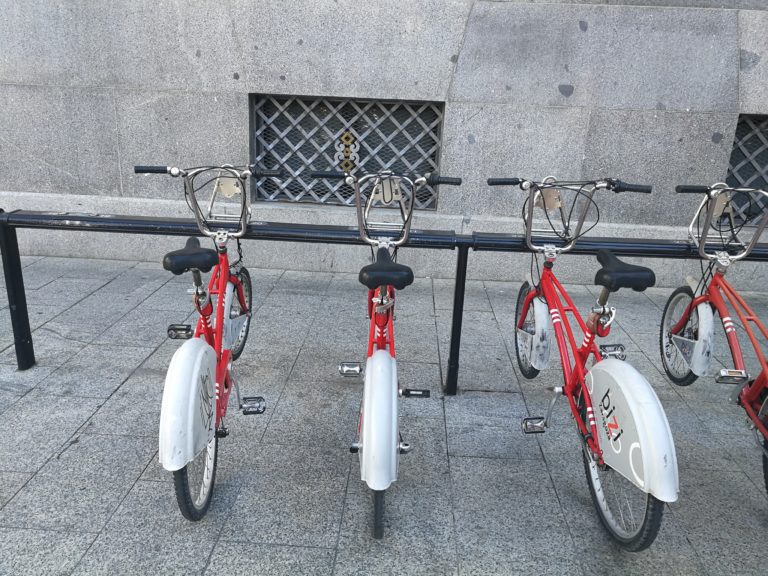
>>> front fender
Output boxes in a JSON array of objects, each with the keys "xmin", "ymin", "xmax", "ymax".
[
  {"xmin": 585, "ymin": 359, "xmax": 679, "ymax": 502},
  {"xmin": 158, "ymin": 338, "xmax": 217, "ymax": 471}
]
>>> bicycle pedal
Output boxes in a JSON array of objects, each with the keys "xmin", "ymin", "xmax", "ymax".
[
  {"xmin": 240, "ymin": 396, "xmax": 266, "ymax": 415},
  {"xmin": 399, "ymin": 442, "xmax": 412, "ymax": 454},
  {"xmin": 715, "ymin": 369, "xmax": 749, "ymax": 385},
  {"xmin": 522, "ymin": 417, "xmax": 546, "ymax": 434},
  {"xmin": 338, "ymin": 362, "xmax": 363, "ymax": 377},
  {"xmin": 215, "ymin": 425, "xmax": 229, "ymax": 438},
  {"xmin": 350, "ymin": 443, "xmax": 361, "ymax": 454},
  {"xmin": 167, "ymin": 324, "xmax": 193, "ymax": 339},
  {"xmin": 401, "ymin": 388, "xmax": 430, "ymax": 398},
  {"xmin": 599, "ymin": 344, "xmax": 626, "ymax": 360}
]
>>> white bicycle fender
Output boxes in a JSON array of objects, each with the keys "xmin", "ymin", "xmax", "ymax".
[
  {"xmin": 520, "ymin": 274, "xmax": 551, "ymax": 371},
  {"xmin": 158, "ymin": 338, "xmax": 217, "ymax": 472},
  {"xmin": 529, "ymin": 296, "xmax": 552, "ymax": 370},
  {"xmin": 360, "ymin": 350, "xmax": 398, "ymax": 491},
  {"xmin": 683, "ymin": 276, "xmax": 714, "ymax": 377},
  {"xmin": 585, "ymin": 359, "xmax": 679, "ymax": 503}
]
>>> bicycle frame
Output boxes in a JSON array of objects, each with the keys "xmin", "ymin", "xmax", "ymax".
[
  {"xmin": 519, "ymin": 264, "xmax": 604, "ymax": 460},
  {"xmin": 671, "ymin": 271, "xmax": 768, "ymax": 439},
  {"xmin": 193, "ymin": 247, "xmax": 249, "ymax": 427}
]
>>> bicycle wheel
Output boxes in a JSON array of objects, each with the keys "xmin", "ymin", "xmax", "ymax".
[
  {"xmin": 229, "ymin": 267, "xmax": 252, "ymax": 361},
  {"xmin": 173, "ymin": 436, "xmax": 218, "ymax": 521},
  {"xmin": 373, "ymin": 489, "xmax": 385, "ymax": 539},
  {"xmin": 762, "ymin": 435, "xmax": 768, "ymax": 496},
  {"xmin": 515, "ymin": 281, "xmax": 540, "ymax": 379},
  {"xmin": 660, "ymin": 286, "xmax": 699, "ymax": 386},
  {"xmin": 577, "ymin": 388, "xmax": 663, "ymax": 551}
]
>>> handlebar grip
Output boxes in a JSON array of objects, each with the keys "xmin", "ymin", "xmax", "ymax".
[
  {"xmin": 487, "ymin": 178, "xmax": 522, "ymax": 186},
  {"xmin": 613, "ymin": 180, "xmax": 652, "ymax": 194},
  {"xmin": 251, "ymin": 169, "xmax": 283, "ymax": 179},
  {"xmin": 427, "ymin": 175, "xmax": 462, "ymax": 186},
  {"xmin": 134, "ymin": 165, "xmax": 169, "ymax": 174},
  {"xmin": 310, "ymin": 171, "xmax": 347, "ymax": 180},
  {"xmin": 676, "ymin": 185, "xmax": 711, "ymax": 194}
]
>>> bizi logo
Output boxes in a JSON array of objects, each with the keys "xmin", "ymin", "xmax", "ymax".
[{"xmin": 600, "ymin": 388, "xmax": 624, "ymax": 454}]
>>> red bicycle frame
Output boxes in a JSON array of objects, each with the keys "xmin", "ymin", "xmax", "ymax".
[
  {"xmin": 671, "ymin": 271, "xmax": 768, "ymax": 439},
  {"xmin": 192, "ymin": 248, "xmax": 249, "ymax": 427},
  {"xmin": 518, "ymin": 262, "xmax": 606, "ymax": 461},
  {"xmin": 367, "ymin": 286, "xmax": 396, "ymax": 358}
]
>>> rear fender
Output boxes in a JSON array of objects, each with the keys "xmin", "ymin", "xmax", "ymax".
[
  {"xmin": 359, "ymin": 350, "xmax": 398, "ymax": 491},
  {"xmin": 585, "ymin": 358, "xmax": 679, "ymax": 502},
  {"xmin": 158, "ymin": 338, "xmax": 217, "ymax": 471}
]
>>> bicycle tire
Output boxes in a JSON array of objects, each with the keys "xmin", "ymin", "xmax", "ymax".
[
  {"xmin": 173, "ymin": 436, "xmax": 218, "ymax": 521},
  {"xmin": 576, "ymin": 393, "xmax": 664, "ymax": 551},
  {"xmin": 373, "ymin": 489, "xmax": 385, "ymax": 539},
  {"xmin": 659, "ymin": 286, "xmax": 699, "ymax": 386},
  {"xmin": 763, "ymin": 435, "xmax": 768, "ymax": 497},
  {"xmin": 515, "ymin": 281, "xmax": 540, "ymax": 379},
  {"xmin": 229, "ymin": 267, "xmax": 252, "ymax": 361}
]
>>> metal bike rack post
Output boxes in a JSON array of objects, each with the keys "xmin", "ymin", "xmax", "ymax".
[
  {"xmin": 445, "ymin": 242, "xmax": 470, "ymax": 396},
  {"xmin": 0, "ymin": 210, "xmax": 35, "ymax": 369}
]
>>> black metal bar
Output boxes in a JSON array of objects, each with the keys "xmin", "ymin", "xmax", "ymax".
[
  {"xmin": 0, "ymin": 210, "xmax": 458, "ymax": 250},
  {"xmin": 444, "ymin": 244, "xmax": 470, "ymax": 396},
  {"xmin": 471, "ymin": 232, "xmax": 768, "ymax": 261},
  {"xmin": 0, "ymin": 213, "xmax": 35, "ymax": 369}
]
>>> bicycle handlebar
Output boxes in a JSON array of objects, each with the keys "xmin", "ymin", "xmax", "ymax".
[
  {"xmin": 611, "ymin": 180, "xmax": 652, "ymax": 194},
  {"xmin": 310, "ymin": 171, "xmax": 347, "ymax": 180},
  {"xmin": 427, "ymin": 175, "xmax": 462, "ymax": 186},
  {"xmin": 134, "ymin": 165, "xmax": 169, "ymax": 174},
  {"xmin": 487, "ymin": 178, "xmax": 522, "ymax": 186},
  {"xmin": 487, "ymin": 177, "xmax": 651, "ymax": 193},
  {"xmin": 676, "ymin": 185, "xmax": 712, "ymax": 194},
  {"xmin": 311, "ymin": 171, "xmax": 461, "ymax": 186}
]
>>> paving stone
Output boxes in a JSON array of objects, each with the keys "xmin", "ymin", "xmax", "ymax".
[
  {"xmin": 262, "ymin": 379, "xmax": 360, "ymax": 450},
  {"xmin": 0, "ymin": 434, "xmax": 156, "ymax": 532},
  {"xmin": 444, "ymin": 390, "xmax": 529, "ymax": 429},
  {"xmin": 0, "ymin": 393, "xmax": 103, "ymax": 472},
  {"xmin": 72, "ymin": 480, "xmax": 238, "ymax": 576},
  {"xmin": 82, "ymin": 369, "xmax": 163, "ymax": 438},
  {"xmin": 204, "ymin": 541, "xmax": 335, "ymax": 576},
  {"xmin": 0, "ymin": 527, "xmax": 95, "ymax": 576},
  {"xmin": 222, "ymin": 445, "xmax": 349, "ymax": 548},
  {"xmin": 1, "ymin": 326, "xmax": 89, "ymax": 370},
  {"xmin": 0, "ymin": 471, "xmax": 31, "ymax": 509},
  {"xmin": 92, "ymin": 307, "xmax": 189, "ymax": 348},
  {"xmin": 0, "ymin": 364, "xmax": 55, "ymax": 396},
  {"xmin": 36, "ymin": 344, "xmax": 153, "ymax": 398}
]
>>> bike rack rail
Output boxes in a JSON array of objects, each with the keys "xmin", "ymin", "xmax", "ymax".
[{"xmin": 3, "ymin": 207, "xmax": 768, "ymax": 394}]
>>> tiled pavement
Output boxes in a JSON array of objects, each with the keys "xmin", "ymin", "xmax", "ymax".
[{"xmin": 1, "ymin": 256, "xmax": 767, "ymax": 575}]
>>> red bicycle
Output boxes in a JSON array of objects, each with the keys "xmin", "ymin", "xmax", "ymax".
[
  {"xmin": 134, "ymin": 163, "xmax": 281, "ymax": 520},
  {"xmin": 487, "ymin": 176, "xmax": 679, "ymax": 551},
  {"xmin": 312, "ymin": 169, "xmax": 461, "ymax": 538},
  {"xmin": 660, "ymin": 183, "xmax": 768, "ymax": 493}
]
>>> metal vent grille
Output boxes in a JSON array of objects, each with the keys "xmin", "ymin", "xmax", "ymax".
[
  {"xmin": 250, "ymin": 95, "xmax": 444, "ymax": 209},
  {"xmin": 726, "ymin": 115, "xmax": 768, "ymax": 224}
]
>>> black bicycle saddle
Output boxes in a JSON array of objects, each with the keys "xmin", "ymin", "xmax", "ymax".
[
  {"xmin": 359, "ymin": 247, "xmax": 414, "ymax": 290},
  {"xmin": 594, "ymin": 249, "xmax": 655, "ymax": 292}
]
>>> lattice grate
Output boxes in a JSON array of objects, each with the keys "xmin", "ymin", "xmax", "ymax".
[
  {"xmin": 726, "ymin": 115, "xmax": 768, "ymax": 224},
  {"xmin": 250, "ymin": 95, "xmax": 444, "ymax": 209}
]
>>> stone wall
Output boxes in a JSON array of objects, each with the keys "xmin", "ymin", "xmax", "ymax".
[{"xmin": 1, "ymin": 1, "xmax": 766, "ymax": 286}]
